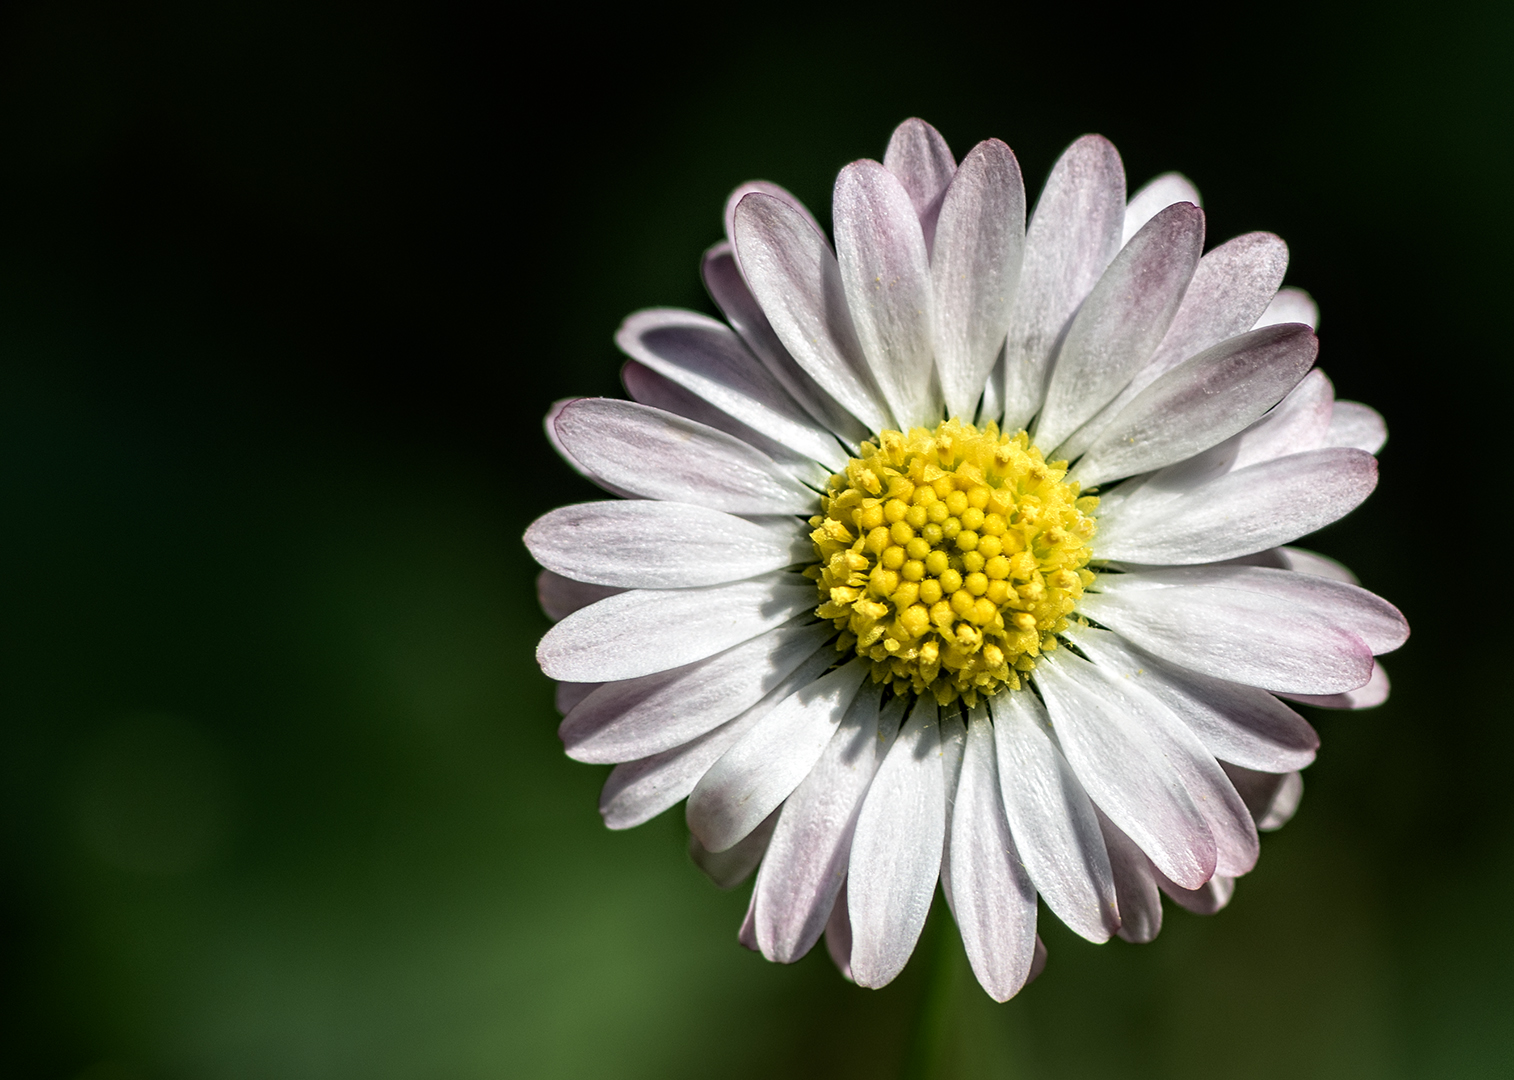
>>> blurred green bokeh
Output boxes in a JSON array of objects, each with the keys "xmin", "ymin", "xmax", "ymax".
[{"xmin": 1, "ymin": 3, "xmax": 1510, "ymax": 1077}]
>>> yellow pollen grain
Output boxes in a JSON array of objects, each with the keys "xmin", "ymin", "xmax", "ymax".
[{"xmin": 810, "ymin": 417, "xmax": 1098, "ymax": 706}]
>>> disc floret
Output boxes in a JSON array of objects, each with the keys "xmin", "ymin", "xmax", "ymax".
[{"xmin": 807, "ymin": 418, "xmax": 1098, "ymax": 706}]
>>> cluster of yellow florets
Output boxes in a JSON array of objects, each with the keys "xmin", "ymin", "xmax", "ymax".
[{"xmin": 807, "ymin": 418, "xmax": 1098, "ymax": 706}]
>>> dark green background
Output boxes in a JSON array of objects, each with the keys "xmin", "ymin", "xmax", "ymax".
[{"xmin": 1, "ymin": 3, "xmax": 1508, "ymax": 1077}]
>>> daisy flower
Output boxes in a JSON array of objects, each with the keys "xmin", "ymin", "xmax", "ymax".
[{"xmin": 526, "ymin": 118, "xmax": 1407, "ymax": 1000}]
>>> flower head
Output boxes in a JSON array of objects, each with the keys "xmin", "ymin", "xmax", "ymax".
[{"xmin": 526, "ymin": 119, "xmax": 1407, "ymax": 999}]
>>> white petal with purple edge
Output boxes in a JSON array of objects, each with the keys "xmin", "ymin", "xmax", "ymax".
[
  {"xmin": 1327, "ymin": 401, "xmax": 1388, "ymax": 454},
  {"xmin": 537, "ymin": 572, "xmax": 814, "ymax": 683},
  {"xmin": 1002, "ymin": 136, "xmax": 1126, "ymax": 431},
  {"xmin": 1072, "ymin": 323, "xmax": 1318, "ymax": 486},
  {"xmin": 1097, "ymin": 810, "xmax": 1163, "ymax": 944},
  {"xmin": 990, "ymin": 688, "xmax": 1119, "ymax": 943},
  {"xmin": 553, "ymin": 398, "xmax": 814, "ymax": 514},
  {"xmin": 536, "ymin": 570, "xmax": 621, "ymax": 622},
  {"xmin": 1254, "ymin": 286, "xmax": 1319, "ymax": 329},
  {"xmin": 733, "ymin": 193, "xmax": 893, "ymax": 432},
  {"xmin": 754, "ymin": 691, "xmax": 899, "ymax": 963},
  {"xmin": 560, "ymin": 620, "xmax": 831, "ymax": 764},
  {"xmin": 1034, "ymin": 651, "xmax": 1218, "ymax": 889},
  {"xmin": 1035, "ymin": 202, "xmax": 1205, "ymax": 452},
  {"xmin": 849, "ymin": 700, "xmax": 946, "ymax": 988},
  {"xmin": 690, "ymin": 809, "xmax": 778, "ymax": 889},
  {"xmin": 525, "ymin": 500, "xmax": 807, "ymax": 590},
  {"xmin": 1227, "ymin": 368, "xmax": 1335, "ymax": 470},
  {"xmin": 931, "ymin": 139, "xmax": 1026, "ymax": 420},
  {"xmin": 1077, "ymin": 582, "xmax": 1376, "ymax": 694},
  {"xmin": 884, "ymin": 118, "xmax": 956, "ymax": 249},
  {"xmin": 616, "ymin": 308, "xmax": 843, "ymax": 465},
  {"xmin": 1066, "ymin": 624, "xmax": 1318, "ymax": 772},
  {"xmin": 950, "ymin": 708, "xmax": 1038, "ymax": 1001},
  {"xmin": 833, "ymin": 160, "xmax": 941, "ymax": 428},
  {"xmin": 1094, "ymin": 447, "xmax": 1379, "ymax": 564},
  {"xmin": 1277, "ymin": 546, "xmax": 1360, "ymax": 584},
  {"xmin": 1282, "ymin": 660, "xmax": 1391, "ymax": 709},
  {"xmin": 687, "ymin": 659, "xmax": 868, "ymax": 853},
  {"xmin": 1122, "ymin": 172, "xmax": 1201, "ymax": 245}
]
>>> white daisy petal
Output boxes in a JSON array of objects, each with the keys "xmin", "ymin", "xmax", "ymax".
[
  {"xmin": 1121, "ymin": 172, "xmax": 1201, "ymax": 246},
  {"xmin": 1096, "ymin": 810, "xmax": 1163, "ymax": 944},
  {"xmin": 1035, "ymin": 202, "xmax": 1206, "ymax": 452},
  {"xmin": 1078, "ymin": 582, "xmax": 1376, "ymax": 695},
  {"xmin": 732, "ymin": 192, "xmax": 893, "ymax": 432},
  {"xmin": 824, "ymin": 880, "xmax": 855, "ymax": 982},
  {"xmin": 1281, "ymin": 659, "xmax": 1391, "ymax": 709},
  {"xmin": 1002, "ymin": 135, "xmax": 1126, "ymax": 431},
  {"xmin": 1227, "ymin": 367, "xmax": 1336, "ymax": 470},
  {"xmin": 536, "ymin": 569, "xmax": 621, "ymax": 622},
  {"xmin": 689, "ymin": 809, "xmax": 778, "ymax": 889},
  {"xmin": 848, "ymin": 699, "xmax": 946, "ymax": 989},
  {"xmin": 687, "ymin": 659, "xmax": 869, "ymax": 853},
  {"xmin": 1276, "ymin": 545, "xmax": 1360, "ymax": 584},
  {"xmin": 616, "ymin": 308, "xmax": 844, "ymax": 466},
  {"xmin": 1158, "ymin": 871, "xmax": 1235, "ymax": 915},
  {"xmin": 1099, "ymin": 565, "xmax": 1407, "ymax": 655},
  {"xmin": 1035, "ymin": 651, "xmax": 1218, "ymax": 889},
  {"xmin": 525, "ymin": 500, "xmax": 806, "ymax": 590},
  {"xmin": 1253, "ymin": 286, "xmax": 1319, "ymax": 329},
  {"xmin": 554, "ymin": 680, "xmax": 599, "ymax": 715},
  {"xmin": 950, "ymin": 708, "xmax": 1038, "ymax": 1002},
  {"xmin": 723, "ymin": 180, "xmax": 825, "ymax": 247},
  {"xmin": 702, "ymin": 243, "xmax": 870, "ymax": 446},
  {"xmin": 1326, "ymin": 400, "xmax": 1389, "ymax": 454},
  {"xmin": 559, "ymin": 620, "xmax": 831, "ymax": 764},
  {"xmin": 536, "ymin": 572, "xmax": 814, "ymax": 683},
  {"xmin": 754, "ymin": 692, "xmax": 902, "ymax": 963},
  {"xmin": 554, "ymin": 398, "xmax": 814, "ymax": 514},
  {"xmin": 1094, "ymin": 447, "xmax": 1379, "ymax": 564},
  {"xmin": 833, "ymin": 160, "xmax": 941, "ymax": 428},
  {"xmin": 543, "ymin": 398, "xmax": 637, "ymax": 498},
  {"xmin": 931, "ymin": 139, "xmax": 1027, "ymax": 420},
  {"xmin": 619, "ymin": 361, "xmax": 829, "ymax": 484},
  {"xmin": 989, "ymin": 688, "xmax": 1119, "ymax": 943},
  {"xmin": 1066, "ymin": 624, "xmax": 1319, "ymax": 773},
  {"xmin": 597, "ymin": 646, "xmax": 837, "ymax": 830},
  {"xmin": 883, "ymin": 117, "xmax": 957, "ymax": 249},
  {"xmin": 937, "ymin": 707, "xmax": 969, "ymax": 914},
  {"xmin": 1222, "ymin": 764, "xmax": 1307, "ymax": 832},
  {"xmin": 1071, "ymin": 323, "xmax": 1319, "ymax": 486}
]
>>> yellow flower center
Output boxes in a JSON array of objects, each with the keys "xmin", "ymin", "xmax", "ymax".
[{"xmin": 806, "ymin": 418, "xmax": 1098, "ymax": 706}]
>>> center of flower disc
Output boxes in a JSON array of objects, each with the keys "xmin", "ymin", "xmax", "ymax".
[{"xmin": 806, "ymin": 419, "xmax": 1098, "ymax": 706}]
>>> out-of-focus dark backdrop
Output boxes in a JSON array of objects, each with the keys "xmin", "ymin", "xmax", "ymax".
[{"xmin": 0, "ymin": 3, "xmax": 1508, "ymax": 1077}]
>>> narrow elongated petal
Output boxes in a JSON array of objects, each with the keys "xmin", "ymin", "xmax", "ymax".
[
  {"xmin": 951, "ymin": 710, "xmax": 1038, "ymax": 1001},
  {"xmin": 1282, "ymin": 660, "xmax": 1391, "ymax": 709},
  {"xmin": 1067, "ymin": 624, "xmax": 1318, "ymax": 772},
  {"xmin": 1277, "ymin": 545, "xmax": 1359, "ymax": 584},
  {"xmin": 1002, "ymin": 136, "xmax": 1126, "ymax": 430},
  {"xmin": 616, "ymin": 308, "xmax": 843, "ymax": 465},
  {"xmin": 690, "ymin": 809, "xmax": 777, "ymax": 888},
  {"xmin": 733, "ymin": 192, "xmax": 893, "ymax": 432},
  {"xmin": 688, "ymin": 659, "xmax": 868, "ymax": 852},
  {"xmin": 560, "ymin": 620, "xmax": 831, "ymax": 763},
  {"xmin": 1097, "ymin": 810, "xmax": 1163, "ymax": 944},
  {"xmin": 833, "ymin": 160, "xmax": 941, "ymax": 427},
  {"xmin": 619, "ymin": 362, "xmax": 828, "ymax": 484},
  {"xmin": 1099, "ymin": 565, "xmax": 1408, "ymax": 654},
  {"xmin": 849, "ymin": 701, "xmax": 946, "ymax": 988},
  {"xmin": 723, "ymin": 180, "xmax": 824, "ymax": 247},
  {"xmin": 537, "ymin": 572, "xmax": 814, "ymax": 683},
  {"xmin": 1078, "ymin": 584, "xmax": 1375, "ymax": 694},
  {"xmin": 754, "ymin": 691, "xmax": 899, "ymax": 963},
  {"xmin": 938, "ymin": 708, "xmax": 969, "ymax": 913},
  {"xmin": 1254, "ymin": 286, "xmax": 1319, "ymax": 329},
  {"xmin": 931, "ymin": 139, "xmax": 1026, "ymax": 420},
  {"xmin": 526, "ymin": 500, "xmax": 806, "ymax": 590},
  {"xmin": 1072, "ymin": 324, "xmax": 1317, "ymax": 485},
  {"xmin": 824, "ymin": 881, "xmax": 854, "ymax": 981},
  {"xmin": 537, "ymin": 570, "xmax": 621, "ymax": 622},
  {"xmin": 702, "ymin": 243, "xmax": 869, "ymax": 445},
  {"xmin": 1158, "ymin": 871, "xmax": 1235, "ymax": 915},
  {"xmin": 544, "ymin": 399, "xmax": 637, "ymax": 497},
  {"xmin": 1228, "ymin": 368, "xmax": 1335, "ymax": 470},
  {"xmin": 1035, "ymin": 652, "xmax": 1217, "ymax": 889},
  {"xmin": 1327, "ymin": 400, "xmax": 1388, "ymax": 453},
  {"xmin": 1095, "ymin": 447, "xmax": 1379, "ymax": 564},
  {"xmin": 1036, "ymin": 202, "xmax": 1205, "ymax": 452},
  {"xmin": 598, "ymin": 647, "xmax": 835, "ymax": 829},
  {"xmin": 884, "ymin": 118, "xmax": 956, "ymax": 248},
  {"xmin": 554, "ymin": 398, "xmax": 814, "ymax": 514},
  {"xmin": 990, "ymin": 689, "xmax": 1119, "ymax": 942},
  {"xmin": 554, "ymin": 681, "xmax": 599, "ymax": 715},
  {"xmin": 1122, "ymin": 172, "xmax": 1201, "ymax": 245}
]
